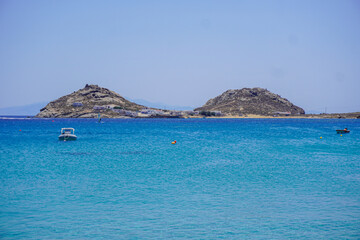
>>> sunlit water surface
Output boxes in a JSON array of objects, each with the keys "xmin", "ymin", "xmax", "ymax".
[{"xmin": 0, "ymin": 118, "xmax": 359, "ymax": 239}]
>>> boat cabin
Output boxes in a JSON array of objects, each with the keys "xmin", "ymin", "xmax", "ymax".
[{"xmin": 61, "ymin": 128, "xmax": 75, "ymax": 134}]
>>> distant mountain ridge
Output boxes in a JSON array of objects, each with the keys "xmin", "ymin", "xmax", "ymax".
[
  {"xmin": 129, "ymin": 98, "xmax": 194, "ymax": 111},
  {"xmin": 0, "ymin": 102, "xmax": 48, "ymax": 116},
  {"xmin": 36, "ymin": 84, "xmax": 145, "ymax": 118},
  {"xmin": 195, "ymin": 88, "xmax": 305, "ymax": 115},
  {"xmin": 5, "ymin": 85, "xmax": 359, "ymax": 118}
]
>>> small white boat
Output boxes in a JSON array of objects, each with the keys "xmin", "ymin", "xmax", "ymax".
[{"xmin": 59, "ymin": 128, "xmax": 77, "ymax": 141}]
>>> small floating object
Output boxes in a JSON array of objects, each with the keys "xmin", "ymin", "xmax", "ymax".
[
  {"xmin": 171, "ymin": 140, "xmax": 177, "ymax": 144},
  {"xmin": 59, "ymin": 128, "xmax": 77, "ymax": 141},
  {"xmin": 340, "ymin": 135, "xmax": 343, "ymax": 137},
  {"xmin": 320, "ymin": 136, "xmax": 322, "ymax": 139},
  {"xmin": 336, "ymin": 128, "xmax": 350, "ymax": 134},
  {"xmin": 19, "ymin": 129, "xmax": 22, "ymax": 132}
]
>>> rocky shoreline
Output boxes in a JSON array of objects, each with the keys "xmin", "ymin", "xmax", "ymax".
[{"xmin": 189, "ymin": 113, "xmax": 360, "ymax": 119}]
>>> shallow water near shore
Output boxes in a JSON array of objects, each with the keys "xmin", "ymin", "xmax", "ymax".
[{"xmin": 0, "ymin": 118, "xmax": 359, "ymax": 239}]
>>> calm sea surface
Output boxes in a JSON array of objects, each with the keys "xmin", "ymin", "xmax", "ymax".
[{"xmin": 0, "ymin": 118, "xmax": 359, "ymax": 239}]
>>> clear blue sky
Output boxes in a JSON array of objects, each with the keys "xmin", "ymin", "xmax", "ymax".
[{"xmin": 1, "ymin": 0, "xmax": 359, "ymax": 113}]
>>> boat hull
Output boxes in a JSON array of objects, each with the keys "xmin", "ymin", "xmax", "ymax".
[
  {"xmin": 58, "ymin": 134, "xmax": 77, "ymax": 141},
  {"xmin": 336, "ymin": 130, "xmax": 350, "ymax": 134}
]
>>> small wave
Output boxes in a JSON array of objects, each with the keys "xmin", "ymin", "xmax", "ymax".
[
  {"xmin": 338, "ymin": 174, "xmax": 360, "ymax": 181},
  {"xmin": 117, "ymin": 151, "xmax": 152, "ymax": 155},
  {"xmin": 61, "ymin": 152, "xmax": 97, "ymax": 156},
  {"xmin": 60, "ymin": 151, "xmax": 152, "ymax": 156}
]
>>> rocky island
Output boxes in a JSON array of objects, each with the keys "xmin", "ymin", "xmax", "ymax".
[
  {"xmin": 36, "ymin": 85, "xmax": 359, "ymax": 119},
  {"xmin": 36, "ymin": 84, "xmax": 193, "ymax": 118},
  {"xmin": 36, "ymin": 84, "xmax": 146, "ymax": 118},
  {"xmin": 195, "ymin": 88, "xmax": 305, "ymax": 116}
]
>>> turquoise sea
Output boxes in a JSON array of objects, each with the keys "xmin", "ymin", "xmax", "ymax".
[{"xmin": 0, "ymin": 118, "xmax": 359, "ymax": 239}]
